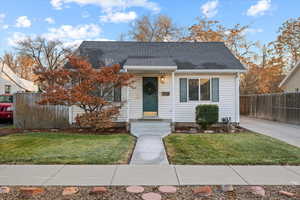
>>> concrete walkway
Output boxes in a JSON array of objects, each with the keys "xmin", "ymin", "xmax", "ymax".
[
  {"xmin": 130, "ymin": 135, "xmax": 168, "ymax": 165},
  {"xmin": 240, "ymin": 116, "xmax": 300, "ymax": 147},
  {"xmin": 130, "ymin": 120, "xmax": 170, "ymax": 165},
  {"xmin": 0, "ymin": 165, "xmax": 299, "ymax": 186}
]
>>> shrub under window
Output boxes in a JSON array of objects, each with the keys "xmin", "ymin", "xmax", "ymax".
[{"xmin": 196, "ymin": 104, "xmax": 219, "ymax": 130}]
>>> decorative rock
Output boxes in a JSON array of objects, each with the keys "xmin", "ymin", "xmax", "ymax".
[
  {"xmin": 204, "ymin": 130, "xmax": 214, "ymax": 134},
  {"xmin": 189, "ymin": 128, "xmax": 198, "ymax": 134},
  {"xmin": 62, "ymin": 187, "xmax": 79, "ymax": 196},
  {"xmin": 193, "ymin": 186, "xmax": 212, "ymax": 196},
  {"xmin": 158, "ymin": 186, "xmax": 177, "ymax": 193},
  {"xmin": 126, "ymin": 186, "xmax": 144, "ymax": 193},
  {"xmin": 0, "ymin": 187, "xmax": 10, "ymax": 193},
  {"xmin": 249, "ymin": 186, "xmax": 265, "ymax": 196},
  {"xmin": 142, "ymin": 192, "xmax": 162, "ymax": 200},
  {"xmin": 20, "ymin": 187, "xmax": 45, "ymax": 196},
  {"xmin": 89, "ymin": 187, "xmax": 107, "ymax": 195},
  {"xmin": 279, "ymin": 190, "xmax": 295, "ymax": 197},
  {"xmin": 221, "ymin": 185, "xmax": 234, "ymax": 192}
]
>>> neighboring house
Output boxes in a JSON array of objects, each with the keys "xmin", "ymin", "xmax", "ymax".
[
  {"xmin": 279, "ymin": 61, "xmax": 300, "ymax": 93},
  {"xmin": 70, "ymin": 41, "xmax": 246, "ymax": 129},
  {"xmin": 0, "ymin": 62, "xmax": 38, "ymax": 94}
]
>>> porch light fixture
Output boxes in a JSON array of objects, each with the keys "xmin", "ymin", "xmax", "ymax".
[{"xmin": 160, "ymin": 75, "xmax": 166, "ymax": 84}]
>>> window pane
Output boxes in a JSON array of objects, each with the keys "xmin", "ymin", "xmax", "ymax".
[
  {"xmin": 4, "ymin": 85, "xmax": 11, "ymax": 94},
  {"xmin": 212, "ymin": 78, "xmax": 219, "ymax": 102},
  {"xmin": 114, "ymin": 87, "xmax": 121, "ymax": 102},
  {"xmin": 189, "ymin": 79, "xmax": 199, "ymax": 100},
  {"xmin": 179, "ymin": 78, "xmax": 187, "ymax": 102},
  {"xmin": 200, "ymin": 79, "xmax": 210, "ymax": 100}
]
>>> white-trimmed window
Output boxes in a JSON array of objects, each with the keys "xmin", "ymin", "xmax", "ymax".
[
  {"xmin": 4, "ymin": 85, "xmax": 11, "ymax": 94},
  {"xmin": 179, "ymin": 77, "xmax": 219, "ymax": 103},
  {"xmin": 188, "ymin": 79, "xmax": 199, "ymax": 101}
]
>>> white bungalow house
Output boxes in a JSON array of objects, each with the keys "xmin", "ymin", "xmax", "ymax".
[
  {"xmin": 70, "ymin": 41, "xmax": 246, "ymax": 133},
  {"xmin": 0, "ymin": 62, "xmax": 38, "ymax": 94},
  {"xmin": 279, "ymin": 61, "xmax": 300, "ymax": 93}
]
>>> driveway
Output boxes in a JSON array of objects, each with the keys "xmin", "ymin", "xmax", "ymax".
[{"xmin": 240, "ymin": 116, "xmax": 300, "ymax": 148}]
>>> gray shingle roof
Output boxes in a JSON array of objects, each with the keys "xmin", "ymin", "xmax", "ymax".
[
  {"xmin": 125, "ymin": 57, "xmax": 176, "ymax": 66},
  {"xmin": 77, "ymin": 41, "xmax": 245, "ymax": 70}
]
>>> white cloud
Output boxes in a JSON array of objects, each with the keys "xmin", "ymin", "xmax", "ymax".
[
  {"xmin": 45, "ymin": 17, "xmax": 55, "ymax": 24},
  {"xmin": 50, "ymin": 0, "xmax": 160, "ymax": 13},
  {"xmin": 201, "ymin": 0, "xmax": 219, "ymax": 18},
  {"xmin": 7, "ymin": 24, "xmax": 110, "ymax": 49},
  {"xmin": 100, "ymin": 11, "xmax": 137, "ymax": 23},
  {"xmin": 7, "ymin": 32, "xmax": 28, "ymax": 46},
  {"xmin": 16, "ymin": 16, "xmax": 32, "ymax": 28},
  {"xmin": 2, "ymin": 25, "xmax": 9, "ymax": 29},
  {"xmin": 0, "ymin": 13, "xmax": 5, "ymax": 23},
  {"xmin": 43, "ymin": 24, "xmax": 101, "ymax": 41},
  {"xmin": 63, "ymin": 38, "xmax": 112, "ymax": 48},
  {"xmin": 246, "ymin": 0, "xmax": 271, "ymax": 17}
]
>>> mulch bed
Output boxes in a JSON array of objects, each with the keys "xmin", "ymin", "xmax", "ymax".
[
  {"xmin": 175, "ymin": 125, "xmax": 247, "ymax": 134},
  {"xmin": 0, "ymin": 186, "xmax": 299, "ymax": 200}
]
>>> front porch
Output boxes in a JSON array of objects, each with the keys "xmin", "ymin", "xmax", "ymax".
[{"xmin": 124, "ymin": 61, "xmax": 177, "ymax": 125}]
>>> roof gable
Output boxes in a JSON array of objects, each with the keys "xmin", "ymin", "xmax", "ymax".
[
  {"xmin": 279, "ymin": 61, "xmax": 300, "ymax": 88},
  {"xmin": 78, "ymin": 41, "xmax": 245, "ymax": 71}
]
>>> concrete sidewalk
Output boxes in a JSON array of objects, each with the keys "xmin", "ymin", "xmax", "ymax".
[{"xmin": 0, "ymin": 165, "xmax": 299, "ymax": 186}]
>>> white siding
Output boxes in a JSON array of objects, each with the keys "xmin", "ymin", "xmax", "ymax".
[
  {"xmin": 128, "ymin": 76, "xmax": 143, "ymax": 119},
  {"xmin": 174, "ymin": 74, "xmax": 238, "ymax": 123},
  {"xmin": 70, "ymin": 73, "xmax": 240, "ymax": 123},
  {"xmin": 0, "ymin": 77, "xmax": 25, "ymax": 94},
  {"xmin": 158, "ymin": 75, "xmax": 172, "ymax": 119}
]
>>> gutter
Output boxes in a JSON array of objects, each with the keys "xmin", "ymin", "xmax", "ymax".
[{"xmin": 175, "ymin": 69, "xmax": 247, "ymax": 73}]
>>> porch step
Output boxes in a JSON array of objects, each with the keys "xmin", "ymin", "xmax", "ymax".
[{"xmin": 130, "ymin": 120, "xmax": 171, "ymax": 137}]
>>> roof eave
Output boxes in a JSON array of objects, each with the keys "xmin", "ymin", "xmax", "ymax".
[{"xmin": 175, "ymin": 69, "xmax": 247, "ymax": 73}]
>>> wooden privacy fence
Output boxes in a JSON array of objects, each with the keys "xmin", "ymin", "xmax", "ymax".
[
  {"xmin": 14, "ymin": 93, "xmax": 70, "ymax": 129},
  {"xmin": 240, "ymin": 93, "xmax": 300, "ymax": 125}
]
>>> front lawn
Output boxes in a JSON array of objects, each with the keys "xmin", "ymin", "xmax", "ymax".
[
  {"xmin": 165, "ymin": 133, "xmax": 300, "ymax": 165},
  {"xmin": 0, "ymin": 132, "xmax": 135, "ymax": 164}
]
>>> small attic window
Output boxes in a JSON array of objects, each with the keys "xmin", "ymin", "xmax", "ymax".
[{"xmin": 5, "ymin": 85, "xmax": 11, "ymax": 94}]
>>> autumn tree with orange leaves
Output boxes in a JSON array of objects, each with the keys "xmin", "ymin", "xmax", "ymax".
[
  {"xmin": 183, "ymin": 18, "xmax": 285, "ymax": 94},
  {"xmin": 37, "ymin": 56, "xmax": 134, "ymax": 130}
]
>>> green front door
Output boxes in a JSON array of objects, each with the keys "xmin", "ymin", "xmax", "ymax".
[{"xmin": 143, "ymin": 77, "xmax": 158, "ymax": 116}]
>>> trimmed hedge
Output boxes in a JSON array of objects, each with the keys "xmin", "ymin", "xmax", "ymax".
[{"xmin": 196, "ymin": 104, "xmax": 219, "ymax": 130}]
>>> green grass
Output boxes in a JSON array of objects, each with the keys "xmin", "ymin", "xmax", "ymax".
[
  {"xmin": 165, "ymin": 132, "xmax": 300, "ymax": 165},
  {"xmin": 0, "ymin": 132, "xmax": 135, "ymax": 164},
  {"xmin": 0, "ymin": 124, "xmax": 15, "ymax": 129}
]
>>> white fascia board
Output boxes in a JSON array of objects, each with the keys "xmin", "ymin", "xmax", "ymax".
[
  {"xmin": 279, "ymin": 61, "xmax": 300, "ymax": 88},
  {"xmin": 124, "ymin": 65, "xmax": 177, "ymax": 71},
  {"xmin": 175, "ymin": 69, "xmax": 247, "ymax": 73}
]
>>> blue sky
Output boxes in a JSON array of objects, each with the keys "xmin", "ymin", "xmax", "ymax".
[{"xmin": 0, "ymin": 0, "xmax": 299, "ymax": 54}]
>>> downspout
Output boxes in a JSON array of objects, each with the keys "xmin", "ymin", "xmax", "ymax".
[{"xmin": 235, "ymin": 72, "xmax": 240, "ymax": 124}]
